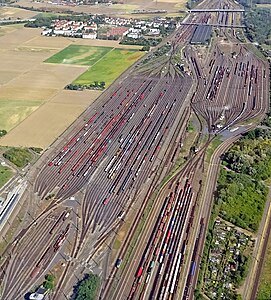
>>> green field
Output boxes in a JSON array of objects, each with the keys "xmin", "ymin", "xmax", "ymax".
[
  {"xmin": 73, "ymin": 49, "xmax": 144, "ymax": 87},
  {"xmin": 45, "ymin": 45, "xmax": 113, "ymax": 66},
  {"xmin": 3, "ymin": 147, "xmax": 33, "ymax": 168},
  {"xmin": 0, "ymin": 100, "xmax": 41, "ymax": 131},
  {"xmin": 0, "ymin": 165, "xmax": 13, "ymax": 188}
]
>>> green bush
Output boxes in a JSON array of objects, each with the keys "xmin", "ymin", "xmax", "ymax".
[{"xmin": 245, "ymin": 8, "xmax": 271, "ymax": 44}]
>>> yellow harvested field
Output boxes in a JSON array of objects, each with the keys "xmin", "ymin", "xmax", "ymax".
[
  {"xmin": 0, "ymin": 86, "xmax": 58, "ymax": 102},
  {"xmin": 17, "ymin": 0, "xmax": 183, "ymax": 15},
  {"xmin": 109, "ymin": 4, "xmax": 139, "ymax": 10},
  {"xmin": 0, "ymin": 24, "xmax": 99, "ymax": 147},
  {"xmin": 24, "ymin": 35, "xmax": 143, "ymax": 50},
  {"xmin": 50, "ymin": 89, "xmax": 101, "ymax": 106},
  {"xmin": 0, "ymin": 7, "xmax": 37, "ymax": 19},
  {"xmin": 6, "ymin": 64, "xmax": 88, "ymax": 90},
  {"xmin": 153, "ymin": 0, "xmax": 187, "ymax": 9},
  {"xmin": 0, "ymin": 27, "xmax": 42, "ymax": 50},
  {"xmin": 0, "ymin": 91, "xmax": 100, "ymax": 148},
  {"xmin": 0, "ymin": 71, "xmax": 20, "ymax": 85},
  {"xmin": 0, "ymin": 24, "xmax": 22, "ymax": 37},
  {"xmin": 22, "ymin": 35, "xmax": 72, "ymax": 49}
]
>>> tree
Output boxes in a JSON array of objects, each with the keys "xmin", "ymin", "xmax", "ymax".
[
  {"xmin": 43, "ymin": 273, "xmax": 55, "ymax": 290},
  {"xmin": 74, "ymin": 274, "xmax": 100, "ymax": 300},
  {"xmin": 141, "ymin": 45, "xmax": 150, "ymax": 52},
  {"xmin": 0, "ymin": 129, "xmax": 7, "ymax": 137}
]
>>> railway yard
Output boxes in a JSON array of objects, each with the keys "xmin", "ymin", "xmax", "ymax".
[{"xmin": 0, "ymin": 0, "xmax": 270, "ymax": 299}]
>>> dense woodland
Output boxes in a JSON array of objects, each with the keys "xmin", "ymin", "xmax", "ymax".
[
  {"xmin": 216, "ymin": 128, "xmax": 271, "ymax": 231},
  {"xmin": 25, "ymin": 13, "xmax": 109, "ymax": 28},
  {"xmin": 73, "ymin": 274, "xmax": 100, "ymax": 300},
  {"xmin": 245, "ymin": 8, "xmax": 271, "ymax": 44},
  {"xmin": 237, "ymin": 0, "xmax": 271, "ymax": 7}
]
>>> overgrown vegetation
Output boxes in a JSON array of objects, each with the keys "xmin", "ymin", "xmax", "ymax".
[
  {"xmin": 73, "ymin": 274, "xmax": 100, "ymax": 300},
  {"xmin": 0, "ymin": 165, "xmax": 12, "ymax": 188},
  {"xmin": 29, "ymin": 147, "xmax": 43, "ymax": 154},
  {"xmin": 141, "ymin": 44, "xmax": 171, "ymax": 64},
  {"xmin": 3, "ymin": 148, "xmax": 33, "ymax": 168},
  {"xmin": 120, "ymin": 36, "xmax": 162, "ymax": 47},
  {"xmin": 45, "ymin": 193, "xmax": 55, "ymax": 200},
  {"xmin": 141, "ymin": 45, "xmax": 150, "ymax": 52}
]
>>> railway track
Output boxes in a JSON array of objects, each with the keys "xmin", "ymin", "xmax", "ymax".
[{"xmin": 0, "ymin": 0, "xmax": 269, "ymax": 298}]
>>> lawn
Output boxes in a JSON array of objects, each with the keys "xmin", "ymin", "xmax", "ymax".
[
  {"xmin": 0, "ymin": 165, "xmax": 13, "ymax": 188},
  {"xmin": 45, "ymin": 45, "xmax": 113, "ymax": 66},
  {"xmin": 73, "ymin": 48, "xmax": 144, "ymax": 87},
  {"xmin": 0, "ymin": 100, "xmax": 41, "ymax": 131}
]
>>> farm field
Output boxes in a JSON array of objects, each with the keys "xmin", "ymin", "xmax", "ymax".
[
  {"xmin": 16, "ymin": 0, "xmax": 184, "ymax": 15},
  {"xmin": 0, "ymin": 24, "xmax": 100, "ymax": 147},
  {"xmin": 0, "ymin": 23, "xmax": 144, "ymax": 148},
  {"xmin": 156, "ymin": 0, "xmax": 187, "ymax": 9},
  {"xmin": 0, "ymin": 100, "xmax": 41, "ymax": 131},
  {"xmin": 23, "ymin": 35, "xmax": 142, "ymax": 49},
  {"xmin": 0, "ymin": 90, "xmax": 101, "ymax": 148},
  {"xmin": 119, "ymin": 12, "xmax": 185, "ymax": 19},
  {"xmin": 45, "ymin": 45, "xmax": 113, "ymax": 65},
  {"xmin": 73, "ymin": 48, "xmax": 144, "ymax": 87},
  {"xmin": 0, "ymin": 7, "xmax": 37, "ymax": 20}
]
